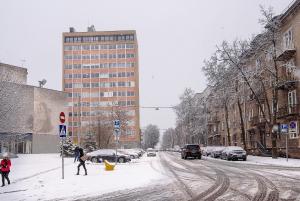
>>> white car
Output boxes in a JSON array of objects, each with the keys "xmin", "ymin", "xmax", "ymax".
[
  {"xmin": 221, "ymin": 146, "xmax": 247, "ymax": 161},
  {"xmin": 87, "ymin": 149, "xmax": 131, "ymax": 163},
  {"xmin": 146, "ymin": 148, "xmax": 156, "ymax": 157}
]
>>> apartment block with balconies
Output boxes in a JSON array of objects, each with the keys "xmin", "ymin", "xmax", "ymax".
[
  {"xmin": 203, "ymin": 0, "xmax": 300, "ymax": 158},
  {"xmin": 62, "ymin": 27, "xmax": 140, "ymax": 148}
]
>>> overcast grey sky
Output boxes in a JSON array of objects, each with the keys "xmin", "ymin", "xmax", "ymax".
[{"xmin": 0, "ymin": 0, "xmax": 293, "ymax": 131}]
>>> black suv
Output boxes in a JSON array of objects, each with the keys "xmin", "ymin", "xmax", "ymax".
[{"xmin": 181, "ymin": 144, "xmax": 201, "ymax": 159}]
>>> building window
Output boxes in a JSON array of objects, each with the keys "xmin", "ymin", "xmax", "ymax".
[
  {"xmin": 73, "ymin": 54, "xmax": 81, "ymax": 60},
  {"xmin": 64, "ymin": 46, "xmax": 72, "ymax": 51},
  {"xmin": 126, "ymin": 54, "xmax": 135, "ymax": 58},
  {"xmin": 73, "ymin": 74, "xmax": 81, "ymax": 79},
  {"xmin": 288, "ymin": 90, "xmax": 297, "ymax": 114},
  {"xmin": 73, "ymin": 83, "xmax": 82, "ymax": 88},
  {"xmin": 255, "ymin": 57, "xmax": 262, "ymax": 71},
  {"xmin": 64, "ymin": 74, "xmax": 72, "ymax": 79},
  {"xmin": 64, "ymin": 83, "xmax": 72, "ymax": 88},
  {"xmin": 82, "ymin": 73, "xmax": 90, "ymax": 78},
  {"xmin": 91, "ymin": 83, "xmax": 99, "ymax": 88},
  {"xmin": 126, "ymin": 44, "xmax": 134, "ymax": 49},
  {"xmin": 286, "ymin": 59, "xmax": 295, "ymax": 79},
  {"xmin": 73, "ymin": 45, "xmax": 81, "ymax": 50},
  {"xmin": 283, "ymin": 28, "xmax": 293, "ymax": 50},
  {"xmin": 91, "ymin": 45, "xmax": 99, "ymax": 50},
  {"xmin": 83, "ymin": 83, "xmax": 90, "ymax": 88},
  {"xmin": 109, "ymin": 44, "xmax": 116, "ymax": 49},
  {"xmin": 82, "ymin": 44, "xmax": 90, "ymax": 50},
  {"xmin": 117, "ymin": 44, "xmax": 126, "ymax": 49},
  {"xmin": 64, "ymin": 64, "xmax": 72, "ymax": 69},
  {"xmin": 73, "ymin": 64, "xmax": 81, "ymax": 69},
  {"xmin": 82, "ymin": 55, "xmax": 90, "ymax": 60},
  {"xmin": 118, "ymin": 54, "xmax": 125, "ymax": 58}
]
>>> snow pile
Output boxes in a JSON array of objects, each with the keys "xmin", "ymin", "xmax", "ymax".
[
  {"xmin": 0, "ymin": 154, "xmax": 167, "ymax": 201},
  {"xmin": 243, "ymin": 155, "xmax": 300, "ymax": 167},
  {"xmin": 204, "ymin": 155, "xmax": 300, "ymax": 167}
]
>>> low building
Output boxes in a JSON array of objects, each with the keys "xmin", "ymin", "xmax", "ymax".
[{"xmin": 0, "ymin": 63, "xmax": 68, "ymax": 154}]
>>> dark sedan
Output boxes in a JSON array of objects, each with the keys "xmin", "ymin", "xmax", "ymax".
[{"xmin": 181, "ymin": 144, "xmax": 201, "ymax": 159}]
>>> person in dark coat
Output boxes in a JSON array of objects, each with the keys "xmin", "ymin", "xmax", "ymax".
[
  {"xmin": 1, "ymin": 154, "xmax": 11, "ymax": 187},
  {"xmin": 76, "ymin": 148, "xmax": 87, "ymax": 175},
  {"xmin": 74, "ymin": 146, "xmax": 80, "ymax": 163}
]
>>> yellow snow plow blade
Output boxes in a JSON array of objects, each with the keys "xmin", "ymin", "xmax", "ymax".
[{"xmin": 104, "ymin": 160, "xmax": 115, "ymax": 171}]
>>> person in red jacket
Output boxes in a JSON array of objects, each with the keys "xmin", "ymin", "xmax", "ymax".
[{"xmin": 1, "ymin": 154, "xmax": 11, "ymax": 187}]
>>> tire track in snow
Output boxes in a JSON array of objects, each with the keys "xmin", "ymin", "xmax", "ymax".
[
  {"xmin": 164, "ymin": 152, "xmax": 231, "ymax": 201},
  {"xmin": 166, "ymin": 152, "xmax": 253, "ymax": 201},
  {"xmin": 159, "ymin": 153, "xmax": 195, "ymax": 199}
]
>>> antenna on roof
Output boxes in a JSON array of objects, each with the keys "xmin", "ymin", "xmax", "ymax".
[
  {"xmin": 69, "ymin": 27, "xmax": 75, "ymax": 33},
  {"xmin": 38, "ymin": 79, "xmax": 47, "ymax": 88},
  {"xmin": 87, "ymin": 25, "xmax": 96, "ymax": 32}
]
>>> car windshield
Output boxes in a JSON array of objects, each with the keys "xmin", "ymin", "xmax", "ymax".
[{"xmin": 187, "ymin": 145, "xmax": 199, "ymax": 149}]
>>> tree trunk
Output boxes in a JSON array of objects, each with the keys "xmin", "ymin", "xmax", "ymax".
[
  {"xmin": 237, "ymin": 97, "xmax": 247, "ymax": 151},
  {"xmin": 271, "ymin": 88, "xmax": 278, "ymax": 158},
  {"xmin": 224, "ymin": 103, "xmax": 231, "ymax": 146}
]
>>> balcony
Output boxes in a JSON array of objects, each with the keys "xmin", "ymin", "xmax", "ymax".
[
  {"xmin": 277, "ymin": 104, "xmax": 300, "ymax": 119},
  {"xmin": 276, "ymin": 44, "xmax": 296, "ymax": 61},
  {"xmin": 276, "ymin": 75, "xmax": 297, "ymax": 90}
]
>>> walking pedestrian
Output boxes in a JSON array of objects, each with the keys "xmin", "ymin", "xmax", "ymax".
[
  {"xmin": 74, "ymin": 146, "xmax": 80, "ymax": 163},
  {"xmin": 76, "ymin": 147, "xmax": 87, "ymax": 175},
  {"xmin": 1, "ymin": 153, "xmax": 11, "ymax": 187}
]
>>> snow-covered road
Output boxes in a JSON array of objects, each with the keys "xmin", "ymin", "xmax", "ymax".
[
  {"xmin": 1, "ymin": 152, "xmax": 300, "ymax": 201},
  {"xmin": 88, "ymin": 152, "xmax": 300, "ymax": 201}
]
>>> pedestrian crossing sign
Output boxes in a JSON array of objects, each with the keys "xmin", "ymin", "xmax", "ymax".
[{"xmin": 59, "ymin": 125, "xmax": 67, "ymax": 137}]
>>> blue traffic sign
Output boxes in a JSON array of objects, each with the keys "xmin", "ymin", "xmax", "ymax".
[
  {"xmin": 290, "ymin": 121, "xmax": 296, "ymax": 129},
  {"xmin": 114, "ymin": 120, "xmax": 120, "ymax": 129},
  {"xmin": 59, "ymin": 125, "xmax": 67, "ymax": 137},
  {"xmin": 280, "ymin": 124, "xmax": 288, "ymax": 133}
]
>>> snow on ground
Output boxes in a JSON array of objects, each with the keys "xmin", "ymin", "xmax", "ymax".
[
  {"xmin": 0, "ymin": 153, "xmax": 167, "ymax": 201},
  {"xmin": 204, "ymin": 155, "xmax": 300, "ymax": 167}
]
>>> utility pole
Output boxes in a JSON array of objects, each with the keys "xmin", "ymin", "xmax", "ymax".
[{"xmin": 78, "ymin": 95, "xmax": 81, "ymax": 146}]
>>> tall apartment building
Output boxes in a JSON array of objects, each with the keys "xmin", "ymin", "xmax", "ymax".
[{"xmin": 62, "ymin": 27, "xmax": 140, "ymax": 148}]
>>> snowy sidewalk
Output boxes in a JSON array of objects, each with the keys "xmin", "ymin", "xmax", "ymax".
[
  {"xmin": 204, "ymin": 155, "xmax": 300, "ymax": 168},
  {"xmin": 0, "ymin": 154, "xmax": 167, "ymax": 201}
]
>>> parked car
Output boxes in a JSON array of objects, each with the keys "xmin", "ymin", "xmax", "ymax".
[
  {"xmin": 221, "ymin": 146, "xmax": 247, "ymax": 161},
  {"xmin": 147, "ymin": 148, "xmax": 156, "ymax": 157},
  {"xmin": 134, "ymin": 148, "xmax": 145, "ymax": 157},
  {"xmin": 181, "ymin": 144, "xmax": 201, "ymax": 159},
  {"xmin": 201, "ymin": 146, "xmax": 214, "ymax": 156},
  {"xmin": 211, "ymin": 146, "xmax": 226, "ymax": 158},
  {"xmin": 87, "ymin": 149, "xmax": 131, "ymax": 163},
  {"xmin": 118, "ymin": 149, "xmax": 140, "ymax": 159}
]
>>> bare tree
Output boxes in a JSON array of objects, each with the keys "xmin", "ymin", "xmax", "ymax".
[
  {"xmin": 88, "ymin": 106, "xmax": 131, "ymax": 149},
  {"xmin": 161, "ymin": 128, "xmax": 176, "ymax": 149},
  {"xmin": 143, "ymin": 124, "xmax": 160, "ymax": 149},
  {"xmin": 174, "ymin": 88, "xmax": 196, "ymax": 144}
]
